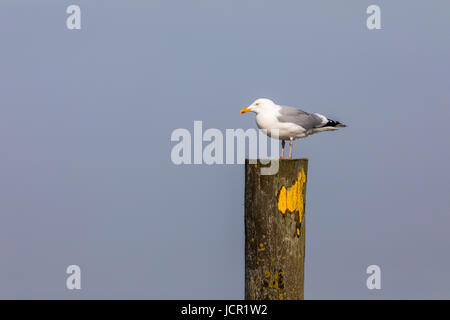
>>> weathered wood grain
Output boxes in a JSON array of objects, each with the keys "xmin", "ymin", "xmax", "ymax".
[{"xmin": 245, "ymin": 159, "xmax": 308, "ymax": 300}]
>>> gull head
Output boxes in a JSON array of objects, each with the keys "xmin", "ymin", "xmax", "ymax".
[{"xmin": 240, "ymin": 98, "xmax": 276, "ymax": 114}]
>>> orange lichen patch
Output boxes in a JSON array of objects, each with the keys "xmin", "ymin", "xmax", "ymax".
[
  {"xmin": 264, "ymin": 271, "xmax": 271, "ymax": 278},
  {"xmin": 277, "ymin": 169, "xmax": 306, "ymax": 223},
  {"xmin": 296, "ymin": 228, "xmax": 300, "ymax": 237}
]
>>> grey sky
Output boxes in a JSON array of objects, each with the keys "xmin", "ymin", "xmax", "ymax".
[{"xmin": 0, "ymin": 1, "xmax": 449, "ymax": 299}]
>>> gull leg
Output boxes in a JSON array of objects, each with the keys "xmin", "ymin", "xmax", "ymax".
[
  {"xmin": 281, "ymin": 140, "xmax": 285, "ymax": 159},
  {"xmin": 289, "ymin": 138, "xmax": 293, "ymax": 159}
]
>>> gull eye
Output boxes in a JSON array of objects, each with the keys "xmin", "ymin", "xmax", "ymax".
[{"xmin": 255, "ymin": 103, "xmax": 260, "ymax": 106}]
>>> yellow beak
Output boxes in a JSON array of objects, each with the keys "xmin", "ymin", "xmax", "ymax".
[{"xmin": 240, "ymin": 107, "xmax": 252, "ymax": 114}]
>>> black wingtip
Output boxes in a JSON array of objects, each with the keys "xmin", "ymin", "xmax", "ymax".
[{"xmin": 325, "ymin": 120, "xmax": 346, "ymax": 128}]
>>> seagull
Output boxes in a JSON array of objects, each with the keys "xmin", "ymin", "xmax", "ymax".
[{"xmin": 240, "ymin": 98, "xmax": 346, "ymax": 159}]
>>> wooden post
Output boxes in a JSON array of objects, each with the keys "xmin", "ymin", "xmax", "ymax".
[{"xmin": 245, "ymin": 159, "xmax": 308, "ymax": 300}]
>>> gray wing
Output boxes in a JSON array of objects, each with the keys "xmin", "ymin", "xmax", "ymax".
[{"xmin": 277, "ymin": 106, "xmax": 324, "ymax": 130}]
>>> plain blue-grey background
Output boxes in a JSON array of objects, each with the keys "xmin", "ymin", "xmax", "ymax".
[{"xmin": 1, "ymin": 1, "xmax": 449, "ymax": 299}]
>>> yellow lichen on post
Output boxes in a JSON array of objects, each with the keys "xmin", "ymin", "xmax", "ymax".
[
  {"xmin": 278, "ymin": 186, "xmax": 287, "ymax": 213},
  {"xmin": 287, "ymin": 184, "xmax": 297, "ymax": 212},
  {"xmin": 297, "ymin": 169, "xmax": 306, "ymax": 223},
  {"xmin": 277, "ymin": 168, "xmax": 306, "ymax": 224}
]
